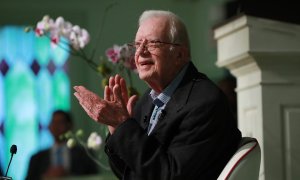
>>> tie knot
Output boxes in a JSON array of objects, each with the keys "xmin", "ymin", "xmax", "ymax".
[{"xmin": 153, "ymin": 99, "xmax": 164, "ymax": 107}]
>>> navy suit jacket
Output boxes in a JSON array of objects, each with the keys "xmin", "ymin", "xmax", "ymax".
[
  {"xmin": 26, "ymin": 145, "xmax": 98, "ymax": 180},
  {"xmin": 105, "ymin": 62, "xmax": 241, "ymax": 180}
]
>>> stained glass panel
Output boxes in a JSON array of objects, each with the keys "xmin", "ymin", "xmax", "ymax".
[
  {"xmin": 5, "ymin": 61, "xmax": 37, "ymax": 180},
  {"xmin": 0, "ymin": 26, "xmax": 70, "ymax": 180}
]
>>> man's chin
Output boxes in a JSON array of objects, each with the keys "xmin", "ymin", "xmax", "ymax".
[{"xmin": 139, "ymin": 72, "xmax": 152, "ymax": 81}]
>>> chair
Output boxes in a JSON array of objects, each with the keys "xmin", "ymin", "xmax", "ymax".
[{"xmin": 217, "ymin": 137, "xmax": 261, "ymax": 180}]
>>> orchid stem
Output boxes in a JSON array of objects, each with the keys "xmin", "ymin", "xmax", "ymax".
[
  {"xmin": 75, "ymin": 137, "xmax": 111, "ymax": 171},
  {"xmin": 90, "ymin": 1, "xmax": 118, "ymax": 60}
]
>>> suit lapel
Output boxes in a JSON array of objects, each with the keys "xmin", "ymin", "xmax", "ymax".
[
  {"xmin": 150, "ymin": 82, "xmax": 193, "ymax": 141},
  {"xmin": 150, "ymin": 62, "xmax": 206, "ymax": 141},
  {"xmin": 135, "ymin": 92, "xmax": 154, "ymax": 130}
]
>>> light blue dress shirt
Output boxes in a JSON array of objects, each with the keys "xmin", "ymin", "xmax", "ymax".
[{"xmin": 147, "ymin": 64, "xmax": 188, "ymax": 135}]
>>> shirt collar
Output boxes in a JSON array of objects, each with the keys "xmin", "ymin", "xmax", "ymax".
[{"xmin": 150, "ymin": 64, "xmax": 188, "ymax": 106}]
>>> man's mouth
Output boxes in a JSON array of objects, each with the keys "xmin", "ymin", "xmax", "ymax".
[{"xmin": 139, "ymin": 60, "xmax": 154, "ymax": 66}]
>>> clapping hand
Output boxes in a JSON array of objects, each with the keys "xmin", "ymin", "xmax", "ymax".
[{"xmin": 74, "ymin": 74, "xmax": 138, "ymax": 133}]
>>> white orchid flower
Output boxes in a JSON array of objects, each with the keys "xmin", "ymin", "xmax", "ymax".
[
  {"xmin": 87, "ymin": 132, "xmax": 102, "ymax": 151},
  {"xmin": 68, "ymin": 27, "xmax": 90, "ymax": 49},
  {"xmin": 35, "ymin": 22, "xmax": 45, "ymax": 36},
  {"xmin": 72, "ymin": 25, "xmax": 81, "ymax": 34},
  {"xmin": 41, "ymin": 15, "xmax": 54, "ymax": 30},
  {"xmin": 61, "ymin": 21, "xmax": 73, "ymax": 37},
  {"xmin": 35, "ymin": 16, "xmax": 54, "ymax": 36},
  {"xmin": 78, "ymin": 28, "xmax": 90, "ymax": 48},
  {"xmin": 42, "ymin": 15, "xmax": 51, "ymax": 23},
  {"xmin": 69, "ymin": 31, "xmax": 80, "ymax": 50},
  {"xmin": 55, "ymin": 16, "xmax": 65, "ymax": 30},
  {"xmin": 34, "ymin": 15, "xmax": 91, "ymax": 50},
  {"xmin": 49, "ymin": 27, "xmax": 61, "ymax": 48}
]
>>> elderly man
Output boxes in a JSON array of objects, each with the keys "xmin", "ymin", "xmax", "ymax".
[{"xmin": 74, "ymin": 10, "xmax": 241, "ymax": 180}]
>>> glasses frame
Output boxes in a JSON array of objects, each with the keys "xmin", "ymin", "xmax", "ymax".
[{"xmin": 127, "ymin": 40, "xmax": 181, "ymax": 52}]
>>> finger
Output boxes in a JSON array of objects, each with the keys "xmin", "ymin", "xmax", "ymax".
[
  {"xmin": 120, "ymin": 78, "xmax": 129, "ymax": 103},
  {"xmin": 115, "ymin": 74, "xmax": 121, "ymax": 85},
  {"xmin": 113, "ymin": 84, "xmax": 122, "ymax": 103},
  {"xmin": 79, "ymin": 97, "xmax": 93, "ymax": 112},
  {"xmin": 75, "ymin": 88, "xmax": 100, "ymax": 103},
  {"xmin": 74, "ymin": 92, "xmax": 87, "ymax": 111},
  {"xmin": 74, "ymin": 85, "xmax": 87, "ymax": 92},
  {"xmin": 109, "ymin": 76, "xmax": 115, "ymax": 101},
  {"xmin": 109, "ymin": 76, "xmax": 115, "ymax": 88},
  {"xmin": 74, "ymin": 87, "xmax": 84, "ymax": 100},
  {"xmin": 79, "ymin": 93, "xmax": 104, "ymax": 111},
  {"xmin": 74, "ymin": 86, "xmax": 92, "ymax": 97},
  {"xmin": 104, "ymin": 85, "xmax": 111, "ymax": 101},
  {"xmin": 127, "ymin": 95, "xmax": 138, "ymax": 116},
  {"xmin": 74, "ymin": 92, "xmax": 81, "ymax": 101}
]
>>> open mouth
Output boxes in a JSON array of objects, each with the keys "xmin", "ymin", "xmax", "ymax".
[{"xmin": 139, "ymin": 60, "xmax": 154, "ymax": 66}]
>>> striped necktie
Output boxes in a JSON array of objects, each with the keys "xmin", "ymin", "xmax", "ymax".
[{"xmin": 147, "ymin": 99, "xmax": 164, "ymax": 134}]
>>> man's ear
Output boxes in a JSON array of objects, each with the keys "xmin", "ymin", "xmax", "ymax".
[{"xmin": 177, "ymin": 47, "xmax": 188, "ymax": 60}]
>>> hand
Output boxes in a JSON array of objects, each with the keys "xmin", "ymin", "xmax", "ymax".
[
  {"xmin": 105, "ymin": 75, "xmax": 138, "ymax": 133},
  {"xmin": 74, "ymin": 84, "xmax": 129, "ymax": 127},
  {"xmin": 74, "ymin": 75, "xmax": 138, "ymax": 129}
]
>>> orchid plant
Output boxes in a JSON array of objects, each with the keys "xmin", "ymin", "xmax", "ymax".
[
  {"xmin": 61, "ymin": 129, "xmax": 110, "ymax": 170},
  {"xmin": 25, "ymin": 12, "xmax": 140, "ymax": 171},
  {"xmin": 25, "ymin": 15, "xmax": 138, "ymax": 96}
]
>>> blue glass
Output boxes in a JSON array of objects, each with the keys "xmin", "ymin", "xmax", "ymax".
[
  {"xmin": 51, "ymin": 37, "xmax": 70, "ymax": 67},
  {"xmin": 0, "ymin": 74, "xmax": 5, "ymax": 172},
  {"xmin": 36, "ymin": 69, "xmax": 53, "ymax": 126},
  {"xmin": 39, "ymin": 129, "xmax": 53, "ymax": 150},
  {"xmin": 18, "ymin": 27, "xmax": 35, "ymax": 65},
  {"xmin": 34, "ymin": 35, "xmax": 51, "ymax": 66},
  {"xmin": 0, "ymin": 26, "xmax": 70, "ymax": 180},
  {"xmin": 5, "ymin": 61, "xmax": 38, "ymax": 180},
  {"xmin": 1, "ymin": 27, "xmax": 18, "ymax": 66},
  {"xmin": 0, "ymin": 73, "xmax": 4, "ymax": 125},
  {"xmin": 52, "ymin": 69, "xmax": 70, "ymax": 111}
]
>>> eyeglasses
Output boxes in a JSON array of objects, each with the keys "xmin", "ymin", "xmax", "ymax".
[{"xmin": 127, "ymin": 40, "xmax": 181, "ymax": 52}]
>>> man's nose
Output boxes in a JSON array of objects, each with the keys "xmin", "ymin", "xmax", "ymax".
[
  {"xmin": 136, "ymin": 42, "xmax": 149, "ymax": 56},
  {"xmin": 138, "ymin": 40, "xmax": 147, "ymax": 50}
]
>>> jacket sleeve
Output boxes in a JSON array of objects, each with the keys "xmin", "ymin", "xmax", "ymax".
[{"xmin": 105, "ymin": 134, "xmax": 126, "ymax": 179}]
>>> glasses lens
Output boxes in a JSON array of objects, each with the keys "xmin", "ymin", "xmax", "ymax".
[
  {"xmin": 147, "ymin": 42, "xmax": 158, "ymax": 52},
  {"xmin": 135, "ymin": 42, "xmax": 142, "ymax": 50},
  {"xmin": 127, "ymin": 43, "xmax": 137, "ymax": 51}
]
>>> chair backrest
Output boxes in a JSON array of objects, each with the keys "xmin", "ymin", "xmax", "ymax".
[{"xmin": 217, "ymin": 137, "xmax": 261, "ymax": 180}]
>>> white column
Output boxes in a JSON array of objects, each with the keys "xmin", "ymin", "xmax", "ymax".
[{"xmin": 214, "ymin": 15, "xmax": 300, "ymax": 180}]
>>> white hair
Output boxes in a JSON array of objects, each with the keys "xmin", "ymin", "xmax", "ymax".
[{"xmin": 138, "ymin": 10, "xmax": 191, "ymax": 52}]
